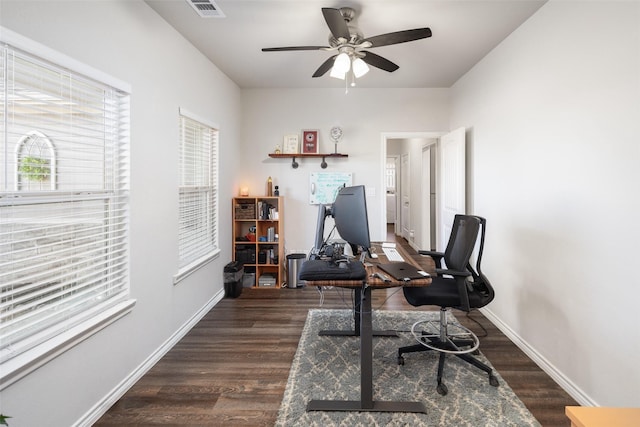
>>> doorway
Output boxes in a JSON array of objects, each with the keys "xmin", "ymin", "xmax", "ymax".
[
  {"xmin": 380, "ymin": 130, "xmax": 465, "ymax": 251},
  {"xmin": 381, "ymin": 133, "xmax": 441, "ymax": 249}
]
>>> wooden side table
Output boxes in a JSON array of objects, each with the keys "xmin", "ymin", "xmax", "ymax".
[{"xmin": 565, "ymin": 406, "xmax": 640, "ymax": 427}]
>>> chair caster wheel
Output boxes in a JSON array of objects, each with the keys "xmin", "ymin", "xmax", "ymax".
[
  {"xmin": 489, "ymin": 375, "xmax": 499, "ymax": 387},
  {"xmin": 397, "ymin": 355, "xmax": 405, "ymax": 366},
  {"xmin": 436, "ymin": 383, "xmax": 448, "ymax": 396}
]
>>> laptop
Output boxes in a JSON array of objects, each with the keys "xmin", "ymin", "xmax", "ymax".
[{"xmin": 377, "ymin": 262, "xmax": 429, "ymax": 281}]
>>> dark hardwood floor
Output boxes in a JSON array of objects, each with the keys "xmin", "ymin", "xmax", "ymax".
[{"xmin": 95, "ymin": 231, "xmax": 577, "ymax": 426}]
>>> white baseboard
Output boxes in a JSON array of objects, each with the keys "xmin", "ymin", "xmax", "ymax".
[
  {"xmin": 479, "ymin": 306, "xmax": 596, "ymax": 407},
  {"xmin": 74, "ymin": 289, "xmax": 225, "ymax": 427}
]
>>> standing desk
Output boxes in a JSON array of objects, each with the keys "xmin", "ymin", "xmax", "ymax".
[{"xmin": 304, "ymin": 243, "xmax": 435, "ymax": 413}]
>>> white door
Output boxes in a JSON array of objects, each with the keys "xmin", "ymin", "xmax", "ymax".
[
  {"xmin": 438, "ymin": 127, "xmax": 465, "ymax": 251},
  {"xmin": 401, "ymin": 153, "xmax": 410, "ymax": 240}
]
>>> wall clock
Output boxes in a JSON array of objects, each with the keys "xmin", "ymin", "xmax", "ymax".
[{"xmin": 330, "ymin": 126, "xmax": 343, "ymax": 153}]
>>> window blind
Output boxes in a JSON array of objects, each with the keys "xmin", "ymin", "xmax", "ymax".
[
  {"xmin": 177, "ymin": 113, "xmax": 219, "ymax": 274},
  {"xmin": 0, "ymin": 44, "xmax": 130, "ymax": 364}
]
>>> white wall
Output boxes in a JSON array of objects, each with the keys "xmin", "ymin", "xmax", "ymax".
[
  {"xmin": 239, "ymin": 89, "xmax": 449, "ymax": 253},
  {"xmin": 450, "ymin": 0, "xmax": 640, "ymax": 406},
  {"xmin": 0, "ymin": 1, "xmax": 242, "ymax": 426}
]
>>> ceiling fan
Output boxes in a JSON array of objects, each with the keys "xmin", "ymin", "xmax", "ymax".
[{"xmin": 261, "ymin": 7, "xmax": 432, "ymax": 79}]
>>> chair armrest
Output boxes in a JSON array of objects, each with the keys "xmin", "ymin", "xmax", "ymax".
[
  {"xmin": 456, "ymin": 279, "xmax": 471, "ymax": 312},
  {"xmin": 418, "ymin": 249, "xmax": 443, "ymax": 257},
  {"xmin": 419, "ymin": 250, "xmax": 444, "ymax": 268},
  {"xmin": 435, "ymin": 268, "xmax": 471, "ymax": 277}
]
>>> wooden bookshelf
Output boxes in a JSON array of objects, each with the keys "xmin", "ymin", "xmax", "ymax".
[{"xmin": 232, "ymin": 196, "xmax": 284, "ymax": 288}]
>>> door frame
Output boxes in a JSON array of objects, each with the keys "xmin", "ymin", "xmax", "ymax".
[
  {"xmin": 400, "ymin": 152, "xmax": 411, "ymax": 241},
  {"xmin": 380, "ymin": 132, "xmax": 445, "ymax": 243},
  {"xmin": 385, "ymin": 155, "xmax": 400, "ymax": 233}
]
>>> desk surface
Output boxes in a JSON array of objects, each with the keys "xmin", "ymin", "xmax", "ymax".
[{"xmin": 309, "ymin": 242, "xmax": 435, "ymax": 288}]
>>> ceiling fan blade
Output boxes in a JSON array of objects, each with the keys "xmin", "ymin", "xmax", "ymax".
[
  {"xmin": 312, "ymin": 56, "xmax": 337, "ymax": 78},
  {"xmin": 262, "ymin": 46, "xmax": 329, "ymax": 52},
  {"xmin": 361, "ymin": 51, "xmax": 399, "ymax": 72},
  {"xmin": 322, "ymin": 8, "xmax": 350, "ymax": 40},
  {"xmin": 364, "ymin": 28, "xmax": 432, "ymax": 48}
]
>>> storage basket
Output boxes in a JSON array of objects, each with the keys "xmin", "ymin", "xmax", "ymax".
[{"xmin": 234, "ymin": 203, "xmax": 255, "ymax": 219}]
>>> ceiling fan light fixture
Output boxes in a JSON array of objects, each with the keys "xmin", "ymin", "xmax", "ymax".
[
  {"xmin": 333, "ymin": 52, "xmax": 351, "ymax": 73},
  {"xmin": 330, "ymin": 64, "xmax": 346, "ymax": 79},
  {"xmin": 352, "ymin": 57, "xmax": 370, "ymax": 78}
]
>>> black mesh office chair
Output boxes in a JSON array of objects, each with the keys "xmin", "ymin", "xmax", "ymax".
[{"xmin": 397, "ymin": 214, "xmax": 498, "ymax": 395}]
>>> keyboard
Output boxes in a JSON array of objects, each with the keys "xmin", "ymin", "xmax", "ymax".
[{"xmin": 382, "ymin": 246, "xmax": 405, "ymax": 262}]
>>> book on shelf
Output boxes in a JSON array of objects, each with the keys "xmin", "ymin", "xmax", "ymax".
[{"xmin": 257, "ymin": 201, "xmax": 278, "ymax": 220}]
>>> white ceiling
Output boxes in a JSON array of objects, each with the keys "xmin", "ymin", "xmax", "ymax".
[{"xmin": 145, "ymin": 0, "xmax": 546, "ymax": 89}]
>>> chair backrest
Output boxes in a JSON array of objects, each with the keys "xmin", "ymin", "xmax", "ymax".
[
  {"xmin": 467, "ymin": 216, "xmax": 495, "ymax": 306},
  {"xmin": 443, "ymin": 215, "xmax": 481, "ymax": 272},
  {"xmin": 404, "ymin": 214, "xmax": 494, "ymax": 311},
  {"xmin": 444, "ymin": 215, "xmax": 495, "ymax": 309}
]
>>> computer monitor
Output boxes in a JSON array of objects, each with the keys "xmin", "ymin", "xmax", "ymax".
[{"xmin": 331, "ymin": 185, "xmax": 371, "ymax": 257}]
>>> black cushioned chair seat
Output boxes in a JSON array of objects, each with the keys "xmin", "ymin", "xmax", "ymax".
[{"xmin": 403, "ymin": 279, "xmax": 488, "ymax": 310}]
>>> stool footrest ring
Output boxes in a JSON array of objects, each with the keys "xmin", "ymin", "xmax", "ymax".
[{"xmin": 410, "ymin": 317, "xmax": 480, "ymax": 355}]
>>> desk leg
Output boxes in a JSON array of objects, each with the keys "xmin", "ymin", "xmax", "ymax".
[
  {"xmin": 307, "ymin": 286, "xmax": 427, "ymax": 413},
  {"xmin": 318, "ymin": 288, "xmax": 398, "ymax": 337},
  {"xmin": 360, "ymin": 286, "xmax": 374, "ymax": 408}
]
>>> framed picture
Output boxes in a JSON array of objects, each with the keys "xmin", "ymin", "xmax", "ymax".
[
  {"xmin": 283, "ymin": 134, "xmax": 299, "ymax": 154},
  {"xmin": 302, "ymin": 129, "xmax": 319, "ymax": 154}
]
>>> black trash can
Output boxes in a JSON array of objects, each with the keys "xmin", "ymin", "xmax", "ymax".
[
  {"xmin": 224, "ymin": 261, "xmax": 244, "ymax": 298},
  {"xmin": 286, "ymin": 253, "xmax": 307, "ymax": 288}
]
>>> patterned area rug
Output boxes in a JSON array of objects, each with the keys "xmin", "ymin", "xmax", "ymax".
[{"xmin": 276, "ymin": 309, "xmax": 540, "ymax": 426}]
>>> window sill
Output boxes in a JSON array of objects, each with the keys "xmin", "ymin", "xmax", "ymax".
[
  {"xmin": 0, "ymin": 298, "xmax": 136, "ymax": 390},
  {"xmin": 173, "ymin": 249, "xmax": 221, "ymax": 285}
]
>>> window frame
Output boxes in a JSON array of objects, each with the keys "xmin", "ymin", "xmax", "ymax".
[
  {"xmin": 173, "ymin": 108, "xmax": 220, "ymax": 284},
  {"xmin": 0, "ymin": 27, "xmax": 134, "ymax": 390}
]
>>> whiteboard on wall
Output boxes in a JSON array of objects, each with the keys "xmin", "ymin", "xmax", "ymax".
[{"xmin": 309, "ymin": 172, "xmax": 353, "ymax": 205}]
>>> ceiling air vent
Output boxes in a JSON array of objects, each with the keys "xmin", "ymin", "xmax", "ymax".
[{"xmin": 186, "ymin": 0, "xmax": 225, "ymax": 18}]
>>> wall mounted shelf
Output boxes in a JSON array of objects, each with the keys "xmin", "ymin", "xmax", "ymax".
[{"xmin": 268, "ymin": 153, "xmax": 348, "ymax": 169}]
